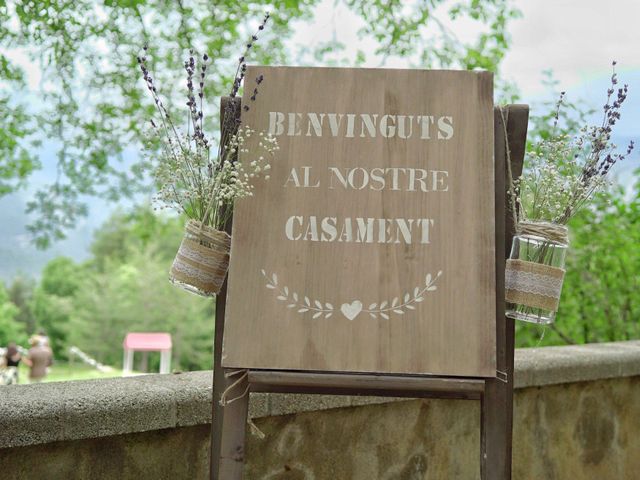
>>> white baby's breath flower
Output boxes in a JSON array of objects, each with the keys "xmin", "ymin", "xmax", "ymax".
[{"xmin": 148, "ymin": 121, "xmax": 278, "ymax": 230}]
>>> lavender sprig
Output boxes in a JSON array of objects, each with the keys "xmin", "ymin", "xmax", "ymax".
[
  {"xmin": 516, "ymin": 61, "xmax": 635, "ymax": 225},
  {"xmin": 137, "ymin": 13, "xmax": 275, "ymax": 229},
  {"xmin": 219, "ymin": 12, "xmax": 270, "ymax": 166},
  {"xmin": 230, "ymin": 12, "xmax": 270, "ymax": 99}
]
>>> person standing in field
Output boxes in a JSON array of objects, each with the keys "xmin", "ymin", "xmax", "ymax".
[
  {"xmin": 37, "ymin": 330, "xmax": 50, "ymax": 347},
  {"xmin": 24, "ymin": 336, "xmax": 53, "ymax": 383},
  {"xmin": 4, "ymin": 342, "xmax": 22, "ymax": 384}
]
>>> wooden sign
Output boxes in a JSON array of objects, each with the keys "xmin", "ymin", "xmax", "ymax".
[{"xmin": 222, "ymin": 66, "xmax": 495, "ymax": 376}]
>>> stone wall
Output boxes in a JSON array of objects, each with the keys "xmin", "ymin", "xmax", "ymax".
[{"xmin": 1, "ymin": 341, "xmax": 639, "ymax": 479}]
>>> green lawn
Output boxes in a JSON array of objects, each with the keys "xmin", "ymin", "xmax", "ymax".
[{"xmin": 12, "ymin": 362, "xmax": 125, "ymax": 384}]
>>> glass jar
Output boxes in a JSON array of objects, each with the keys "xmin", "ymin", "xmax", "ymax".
[
  {"xmin": 169, "ymin": 220, "xmax": 231, "ymax": 297},
  {"xmin": 505, "ymin": 222, "xmax": 568, "ymax": 325}
]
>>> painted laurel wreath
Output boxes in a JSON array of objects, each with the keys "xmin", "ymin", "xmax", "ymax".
[{"xmin": 261, "ymin": 269, "xmax": 443, "ymax": 321}]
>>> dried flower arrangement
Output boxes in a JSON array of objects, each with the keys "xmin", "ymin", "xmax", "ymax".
[
  {"xmin": 137, "ymin": 12, "xmax": 279, "ymax": 297},
  {"xmin": 513, "ymin": 62, "xmax": 634, "ymax": 225},
  {"xmin": 505, "ymin": 62, "xmax": 634, "ymax": 324}
]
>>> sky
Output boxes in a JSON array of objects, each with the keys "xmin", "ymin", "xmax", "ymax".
[
  {"xmin": 503, "ymin": 0, "xmax": 640, "ymax": 101},
  {"xmin": 1, "ymin": 0, "xmax": 639, "ymax": 279},
  {"xmin": 293, "ymin": 0, "xmax": 640, "ymax": 97}
]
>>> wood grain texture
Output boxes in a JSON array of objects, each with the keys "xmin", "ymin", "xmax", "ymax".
[
  {"xmin": 217, "ymin": 369, "xmax": 249, "ymax": 480},
  {"xmin": 249, "ymin": 370, "xmax": 484, "ymax": 398},
  {"xmin": 249, "ymin": 384, "xmax": 482, "ymax": 400},
  {"xmin": 222, "ymin": 66, "xmax": 496, "ymax": 376},
  {"xmin": 210, "ymin": 101, "xmax": 528, "ymax": 480},
  {"xmin": 481, "ymin": 105, "xmax": 529, "ymax": 480},
  {"xmin": 211, "ymin": 97, "xmax": 241, "ymax": 480}
]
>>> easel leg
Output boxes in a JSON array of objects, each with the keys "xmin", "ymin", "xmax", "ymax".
[
  {"xmin": 211, "ymin": 296, "xmax": 250, "ymax": 480},
  {"xmin": 210, "ymin": 277, "xmax": 229, "ymax": 480},
  {"xmin": 211, "ymin": 369, "xmax": 225, "ymax": 480},
  {"xmin": 217, "ymin": 369, "xmax": 250, "ymax": 479},
  {"xmin": 481, "ymin": 104, "xmax": 526, "ymax": 480},
  {"xmin": 481, "ymin": 376, "xmax": 513, "ymax": 479},
  {"xmin": 210, "ymin": 97, "xmax": 243, "ymax": 480},
  {"xmin": 481, "ymin": 314, "xmax": 515, "ymax": 480}
]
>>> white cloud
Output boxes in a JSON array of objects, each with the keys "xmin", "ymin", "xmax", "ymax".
[{"xmin": 502, "ymin": 0, "xmax": 640, "ymax": 97}]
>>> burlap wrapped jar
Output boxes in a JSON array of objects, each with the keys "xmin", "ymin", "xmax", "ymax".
[
  {"xmin": 505, "ymin": 221, "xmax": 569, "ymax": 325},
  {"xmin": 169, "ymin": 220, "xmax": 231, "ymax": 296}
]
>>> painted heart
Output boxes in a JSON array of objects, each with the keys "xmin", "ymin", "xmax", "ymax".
[{"xmin": 340, "ymin": 300, "xmax": 363, "ymax": 321}]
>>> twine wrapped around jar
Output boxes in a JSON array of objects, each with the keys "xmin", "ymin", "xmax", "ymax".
[
  {"xmin": 169, "ymin": 220, "xmax": 232, "ymax": 296},
  {"xmin": 516, "ymin": 221, "xmax": 569, "ymax": 244},
  {"xmin": 505, "ymin": 221, "xmax": 568, "ymax": 319}
]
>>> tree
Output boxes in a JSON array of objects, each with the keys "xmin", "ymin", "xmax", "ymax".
[
  {"xmin": 560, "ymin": 180, "xmax": 640, "ymax": 343},
  {"xmin": 69, "ymin": 251, "xmax": 214, "ymax": 371},
  {"xmin": 516, "ymin": 180, "xmax": 640, "ymax": 347},
  {"xmin": 0, "ymin": 282, "xmax": 26, "ymax": 347},
  {"xmin": 68, "ymin": 213, "xmax": 213, "ymax": 371},
  {"xmin": 31, "ymin": 257, "xmax": 85, "ymax": 357},
  {"xmin": 25, "ymin": 207, "xmax": 215, "ymax": 370},
  {"xmin": 0, "ymin": 46, "xmax": 39, "ymax": 195},
  {"xmin": 515, "ymin": 80, "xmax": 637, "ymax": 347},
  {"xmin": 7, "ymin": 275, "xmax": 36, "ymax": 335},
  {"xmin": 513, "ymin": 74, "xmax": 638, "ymax": 347},
  {"xmin": 0, "ymin": 0, "xmax": 519, "ymax": 247},
  {"xmin": 89, "ymin": 205, "xmax": 183, "ymax": 272}
]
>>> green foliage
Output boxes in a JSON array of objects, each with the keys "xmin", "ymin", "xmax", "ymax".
[
  {"xmin": 90, "ymin": 206, "xmax": 183, "ymax": 270},
  {"xmin": 1, "ymin": 0, "xmax": 317, "ymax": 247},
  {"xmin": 561, "ymin": 180, "xmax": 640, "ymax": 343},
  {"xmin": 23, "ymin": 206, "xmax": 214, "ymax": 371},
  {"xmin": 514, "ymin": 71, "xmax": 639, "ymax": 347},
  {"xmin": 0, "ymin": 0, "xmax": 518, "ymax": 247},
  {"xmin": 344, "ymin": 0, "xmax": 519, "ymax": 71},
  {"xmin": 0, "ymin": 39, "xmax": 40, "ymax": 195},
  {"xmin": 39, "ymin": 257, "xmax": 83, "ymax": 297},
  {"xmin": 516, "ymin": 179, "xmax": 640, "ymax": 346},
  {"xmin": 0, "ymin": 97, "xmax": 39, "ymax": 195},
  {"xmin": 31, "ymin": 289, "xmax": 74, "ymax": 358},
  {"xmin": 68, "ymin": 248, "xmax": 213, "ymax": 371},
  {"xmin": 31, "ymin": 257, "xmax": 85, "ymax": 358},
  {"xmin": 7, "ymin": 275, "xmax": 36, "ymax": 335},
  {"xmin": 0, "ymin": 282, "xmax": 26, "ymax": 347}
]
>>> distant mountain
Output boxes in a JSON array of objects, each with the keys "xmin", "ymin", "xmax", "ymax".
[
  {"xmin": 0, "ymin": 190, "xmax": 97, "ymax": 280},
  {"xmin": 0, "ymin": 142, "xmax": 140, "ymax": 281}
]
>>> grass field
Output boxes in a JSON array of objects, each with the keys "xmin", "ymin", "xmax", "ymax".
[{"xmin": 8, "ymin": 362, "xmax": 124, "ymax": 384}]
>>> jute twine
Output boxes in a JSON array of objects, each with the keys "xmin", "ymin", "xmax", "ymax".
[
  {"xmin": 219, "ymin": 369, "xmax": 249, "ymax": 407},
  {"xmin": 505, "ymin": 259, "xmax": 565, "ymax": 312},
  {"xmin": 498, "ymin": 106, "xmax": 569, "ymax": 247},
  {"xmin": 517, "ymin": 221, "xmax": 569, "ymax": 245},
  {"xmin": 169, "ymin": 219, "xmax": 231, "ymax": 296},
  {"xmin": 218, "ymin": 369, "xmax": 266, "ymax": 439}
]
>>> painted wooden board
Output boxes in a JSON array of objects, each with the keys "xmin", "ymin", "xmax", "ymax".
[{"xmin": 222, "ymin": 66, "xmax": 495, "ymax": 376}]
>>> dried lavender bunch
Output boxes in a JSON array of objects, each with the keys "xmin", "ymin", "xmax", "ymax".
[
  {"xmin": 218, "ymin": 12, "xmax": 270, "ymax": 164},
  {"xmin": 137, "ymin": 14, "xmax": 277, "ymax": 231},
  {"xmin": 514, "ymin": 61, "xmax": 635, "ymax": 225},
  {"xmin": 230, "ymin": 12, "xmax": 270, "ymax": 100}
]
